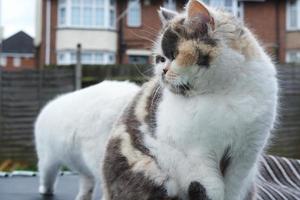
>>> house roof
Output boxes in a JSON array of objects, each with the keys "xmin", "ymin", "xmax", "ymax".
[{"xmin": 0, "ymin": 31, "xmax": 34, "ymax": 54}]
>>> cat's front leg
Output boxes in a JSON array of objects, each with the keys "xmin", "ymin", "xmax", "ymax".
[{"xmin": 223, "ymin": 149, "xmax": 260, "ymax": 200}]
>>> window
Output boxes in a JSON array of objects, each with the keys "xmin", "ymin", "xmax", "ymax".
[
  {"xmin": 0, "ymin": 57, "xmax": 7, "ymax": 66},
  {"xmin": 13, "ymin": 57, "xmax": 21, "ymax": 67},
  {"xmin": 286, "ymin": 51, "xmax": 300, "ymax": 63},
  {"xmin": 287, "ymin": 0, "xmax": 300, "ymax": 30},
  {"xmin": 58, "ymin": 0, "xmax": 116, "ymax": 29},
  {"xmin": 201, "ymin": 0, "xmax": 241, "ymax": 18},
  {"xmin": 58, "ymin": 0, "xmax": 67, "ymax": 25},
  {"xmin": 127, "ymin": 0, "xmax": 141, "ymax": 27},
  {"xmin": 129, "ymin": 55, "xmax": 149, "ymax": 64},
  {"xmin": 57, "ymin": 50, "xmax": 116, "ymax": 65},
  {"xmin": 164, "ymin": 0, "xmax": 176, "ymax": 10}
]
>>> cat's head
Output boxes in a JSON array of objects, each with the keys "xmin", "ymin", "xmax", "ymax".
[{"xmin": 153, "ymin": 0, "xmax": 263, "ymax": 96}]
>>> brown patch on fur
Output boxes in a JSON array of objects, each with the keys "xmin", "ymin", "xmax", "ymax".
[
  {"xmin": 144, "ymin": 83, "xmax": 162, "ymax": 136},
  {"xmin": 121, "ymin": 90, "xmax": 151, "ymax": 156},
  {"xmin": 177, "ymin": 41, "xmax": 198, "ymax": 67},
  {"xmin": 103, "ymin": 138, "xmax": 180, "ymax": 200}
]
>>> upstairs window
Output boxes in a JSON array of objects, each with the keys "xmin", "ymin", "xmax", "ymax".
[
  {"xmin": 286, "ymin": 51, "xmax": 300, "ymax": 63},
  {"xmin": 127, "ymin": 0, "xmax": 141, "ymax": 27},
  {"xmin": 287, "ymin": 0, "xmax": 300, "ymax": 30},
  {"xmin": 163, "ymin": 0, "xmax": 176, "ymax": 11},
  {"xmin": 201, "ymin": 0, "xmax": 241, "ymax": 18},
  {"xmin": 58, "ymin": 0, "xmax": 116, "ymax": 29}
]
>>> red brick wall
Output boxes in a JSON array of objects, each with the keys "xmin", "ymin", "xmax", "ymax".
[
  {"xmin": 243, "ymin": 0, "xmax": 286, "ymax": 63},
  {"xmin": 3, "ymin": 56, "xmax": 36, "ymax": 71}
]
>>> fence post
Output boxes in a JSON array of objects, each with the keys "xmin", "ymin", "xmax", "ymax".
[{"xmin": 75, "ymin": 43, "xmax": 82, "ymax": 90}]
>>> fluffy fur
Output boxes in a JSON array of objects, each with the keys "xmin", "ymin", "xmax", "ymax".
[
  {"xmin": 102, "ymin": 1, "xmax": 278, "ymax": 200},
  {"xmin": 34, "ymin": 81, "xmax": 140, "ymax": 200}
]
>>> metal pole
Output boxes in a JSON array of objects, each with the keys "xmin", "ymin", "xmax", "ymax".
[{"xmin": 75, "ymin": 43, "xmax": 82, "ymax": 90}]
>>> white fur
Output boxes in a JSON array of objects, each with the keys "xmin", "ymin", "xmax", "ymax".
[
  {"xmin": 145, "ymin": 5, "xmax": 278, "ymax": 200},
  {"xmin": 35, "ymin": 81, "xmax": 140, "ymax": 200}
]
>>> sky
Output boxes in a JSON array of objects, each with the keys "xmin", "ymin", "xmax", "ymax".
[{"xmin": 1, "ymin": 0, "xmax": 36, "ymax": 39}]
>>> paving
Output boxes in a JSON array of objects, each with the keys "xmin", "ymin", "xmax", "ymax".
[{"xmin": 0, "ymin": 175, "xmax": 101, "ymax": 200}]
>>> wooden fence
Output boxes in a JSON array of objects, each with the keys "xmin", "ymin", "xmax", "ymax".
[
  {"xmin": 0, "ymin": 68, "xmax": 75, "ymax": 163},
  {"xmin": 0, "ymin": 64, "xmax": 299, "ymax": 165},
  {"xmin": 268, "ymin": 65, "xmax": 300, "ymax": 159}
]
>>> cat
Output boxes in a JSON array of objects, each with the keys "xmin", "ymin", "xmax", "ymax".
[
  {"xmin": 102, "ymin": 0, "xmax": 278, "ymax": 200},
  {"xmin": 34, "ymin": 81, "xmax": 140, "ymax": 200}
]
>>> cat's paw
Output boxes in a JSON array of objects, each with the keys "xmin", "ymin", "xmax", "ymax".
[
  {"xmin": 188, "ymin": 181, "xmax": 208, "ymax": 200},
  {"xmin": 39, "ymin": 185, "xmax": 54, "ymax": 196}
]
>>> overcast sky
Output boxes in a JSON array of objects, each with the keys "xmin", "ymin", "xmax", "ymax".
[{"xmin": 1, "ymin": 0, "xmax": 36, "ymax": 38}]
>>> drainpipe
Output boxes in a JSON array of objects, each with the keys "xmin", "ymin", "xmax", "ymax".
[
  {"xmin": 117, "ymin": 1, "xmax": 127, "ymax": 64},
  {"xmin": 275, "ymin": 0, "xmax": 280, "ymax": 63},
  {"xmin": 45, "ymin": 0, "xmax": 51, "ymax": 66}
]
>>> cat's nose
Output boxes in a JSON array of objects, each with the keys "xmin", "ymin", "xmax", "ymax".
[{"xmin": 163, "ymin": 68, "xmax": 169, "ymax": 74}]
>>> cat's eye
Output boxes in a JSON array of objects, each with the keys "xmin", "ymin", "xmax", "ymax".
[{"xmin": 155, "ymin": 55, "xmax": 166, "ymax": 64}]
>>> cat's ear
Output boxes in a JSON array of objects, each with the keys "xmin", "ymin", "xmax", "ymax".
[
  {"xmin": 158, "ymin": 7, "xmax": 178, "ymax": 25},
  {"xmin": 186, "ymin": 0, "xmax": 215, "ymax": 30}
]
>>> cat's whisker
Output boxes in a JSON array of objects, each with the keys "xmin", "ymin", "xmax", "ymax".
[{"xmin": 133, "ymin": 64, "xmax": 152, "ymax": 81}]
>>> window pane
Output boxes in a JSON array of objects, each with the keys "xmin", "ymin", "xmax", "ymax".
[
  {"xmin": 110, "ymin": 0, "xmax": 116, "ymax": 6},
  {"xmin": 107, "ymin": 53, "xmax": 115, "ymax": 64},
  {"xmin": 82, "ymin": 53, "xmax": 93, "ymax": 64},
  {"xmin": 13, "ymin": 57, "xmax": 21, "ymax": 67},
  {"xmin": 83, "ymin": 7, "xmax": 93, "ymax": 26},
  {"xmin": 59, "ymin": 7, "xmax": 66, "ymax": 25},
  {"xmin": 289, "ymin": 1, "xmax": 298, "ymax": 28},
  {"xmin": 96, "ymin": 0, "xmax": 105, "ymax": 6},
  {"xmin": 110, "ymin": 9, "xmax": 116, "ymax": 27},
  {"xmin": 129, "ymin": 55, "xmax": 149, "ymax": 64},
  {"xmin": 225, "ymin": 0, "xmax": 232, "ymax": 7},
  {"xmin": 127, "ymin": 0, "xmax": 141, "ymax": 27},
  {"xmin": 72, "ymin": 0, "xmax": 80, "ymax": 5},
  {"xmin": 71, "ymin": 7, "xmax": 81, "ymax": 25},
  {"xmin": 95, "ymin": 53, "xmax": 104, "ymax": 64},
  {"xmin": 163, "ymin": 0, "xmax": 176, "ymax": 10},
  {"xmin": 95, "ymin": 8, "xmax": 105, "ymax": 26},
  {"xmin": 59, "ymin": 0, "xmax": 66, "ymax": 5}
]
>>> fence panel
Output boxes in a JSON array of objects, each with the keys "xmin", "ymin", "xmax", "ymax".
[
  {"xmin": 0, "ymin": 68, "xmax": 75, "ymax": 163},
  {"xmin": 0, "ymin": 64, "xmax": 299, "ymax": 164}
]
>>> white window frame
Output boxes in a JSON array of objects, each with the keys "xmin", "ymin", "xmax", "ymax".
[
  {"xmin": 0, "ymin": 56, "xmax": 7, "ymax": 67},
  {"xmin": 163, "ymin": 0, "xmax": 176, "ymax": 11},
  {"xmin": 57, "ymin": 0, "xmax": 116, "ymax": 29},
  {"xmin": 13, "ymin": 57, "xmax": 21, "ymax": 68},
  {"xmin": 287, "ymin": 0, "xmax": 300, "ymax": 31},
  {"xmin": 57, "ymin": 50, "xmax": 116, "ymax": 65},
  {"xmin": 127, "ymin": 0, "xmax": 142, "ymax": 27},
  {"xmin": 203, "ymin": 0, "xmax": 241, "ymax": 18},
  {"xmin": 286, "ymin": 50, "xmax": 300, "ymax": 63}
]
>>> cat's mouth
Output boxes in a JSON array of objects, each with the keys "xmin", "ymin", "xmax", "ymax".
[{"xmin": 161, "ymin": 75, "xmax": 192, "ymax": 95}]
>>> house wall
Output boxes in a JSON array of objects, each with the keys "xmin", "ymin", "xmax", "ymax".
[
  {"xmin": 243, "ymin": 0, "xmax": 286, "ymax": 63},
  {"xmin": 118, "ymin": 0, "xmax": 186, "ymax": 64},
  {"xmin": 286, "ymin": 32, "xmax": 300, "ymax": 50},
  {"xmin": 2, "ymin": 56, "xmax": 36, "ymax": 71},
  {"xmin": 56, "ymin": 29, "xmax": 117, "ymax": 52}
]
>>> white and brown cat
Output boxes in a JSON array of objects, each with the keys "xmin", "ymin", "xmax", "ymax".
[{"xmin": 102, "ymin": 0, "xmax": 278, "ymax": 200}]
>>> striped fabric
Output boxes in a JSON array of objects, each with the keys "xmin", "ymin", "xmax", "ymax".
[{"xmin": 257, "ymin": 155, "xmax": 300, "ymax": 200}]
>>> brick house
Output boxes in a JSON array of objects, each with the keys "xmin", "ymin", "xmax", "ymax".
[
  {"xmin": 0, "ymin": 31, "xmax": 36, "ymax": 70},
  {"xmin": 35, "ymin": 0, "xmax": 300, "ymax": 66}
]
